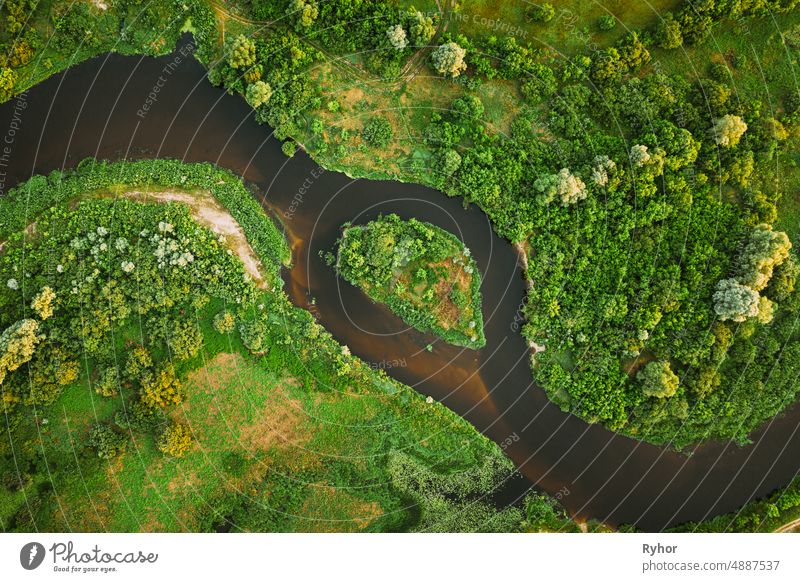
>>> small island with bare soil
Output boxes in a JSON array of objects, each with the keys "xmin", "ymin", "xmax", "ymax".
[{"xmin": 336, "ymin": 214, "xmax": 485, "ymax": 349}]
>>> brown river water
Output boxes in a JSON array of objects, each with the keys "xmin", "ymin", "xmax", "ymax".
[{"xmin": 1, "ymin": 36, "xmax": 798, "ymax": 530}]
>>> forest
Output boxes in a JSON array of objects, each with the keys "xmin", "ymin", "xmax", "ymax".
[{"xmin": 336, "ymin": 214, "xmax": 485, "ymax": 349}]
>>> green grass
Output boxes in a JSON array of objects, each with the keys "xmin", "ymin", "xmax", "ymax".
[{"xmin": 450, "ymin": 0, "xmax": 681, "ymax": 54}]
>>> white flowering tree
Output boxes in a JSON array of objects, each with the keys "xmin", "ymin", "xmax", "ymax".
[
  {"xmin": 534, "ymin": 168, "xmax": 587, "ymax": 206},
  {"xmin": 713, "ymin": 278, "xmax": 760, "ymax": 322},
  {"xmin": 432, "ymin": 42, "xmax": 467, "ymax": 77},
  {"xmin": 386, "ymin": 24, "xmax": 408, "ymax": 50},
  {"xmin": 713, "ymin": 114, "xmax": 748, "ymax": 147}
]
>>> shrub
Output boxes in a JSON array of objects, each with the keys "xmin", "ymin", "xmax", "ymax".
[
  {"xmin": 528, "ymin": 3, "xmax": 555, "ymax": 23},
  {"xmin": 281, "ymin": 141, "xmax": 297, "ymax": 157},
  {"xmin": 213, "ymin": 311, "xmax": 236, "ymax": 334},
  {"xmin": 157, "ymin": 423, "xmax": 193, "ymax": 458},
  {"xmin": 362, "ymin": 117, "xmax": 393, "ymax": 148},
  {"xmin": 140, "ymin": 365, "xmax": 184, "ymax": 408},
  {"xmin": 0, "ymin": 67, "xmax": 17, "ymax": 102},
  {"xmin": 88, "ymin": 424, "xmax": 127, "ymax": 459},
  {"xmin": 239, "ymin": 319, "xmax": 270, "ymax": 355}
]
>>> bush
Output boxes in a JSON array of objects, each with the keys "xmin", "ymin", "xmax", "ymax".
[
  {"xmin": 157, "ymin": 423, "xmax": 193, "ymax": 458},
  {"xmin": 140, "ymin": 365, "xmax": 184, "ymax": 408},
  {"xmin": 88, "ymin": 424, "xmax": 127, "ymax": 460},
  {"xmin": 239, "ymin": 319, "xmax": 270, "ymax": 355},
  {"xmin": 598, "ymin": 15, "xmax": 616, "ymax": 31},
  {"xmin": 213, "ymin": 311, "xmax": 236, "ymax": 334},
  {"xmin": 362, "ymin": 117, "xmax": 393, "ymax": 148},
  {"xmin": 528, "ymin": 3, "xmax": 555, "ymax": 23},
  {"xmin": 281, "ymin": 141, "xmax": 297, "ymax": 157}
]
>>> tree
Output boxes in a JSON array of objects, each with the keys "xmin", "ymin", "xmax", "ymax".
[
  {"xmin": 629, "ymin": 144, "xmax": 651, "ymax": 167},
  {"xmin": 140, "ymin": 365, "xmax": 183, "ymax": 408},
  {"xmin": 213, "ymin": 311, "xmax": 236, "ymax": 334},
  {"xmin": 598, "ymin": 15, "xmax": 616, "ymax": 31},
  {"xmin": 124, "ymin": 346, "xmax": 153, "ymax": 382},
  {"xmin": 591, "ymin": 155, "xmax": 616, "ymax": 186},
  {"xmin": 287, "ymin": 0, "xmax": 318, "ymax": 29},
  {"xmin": 363, "ymin": 117, "xmax": 393, "ymax": 148},
  {"xmin": 407, "ymin": 9, "xmax": 436, "ymax": 46},
  {"xmin": 246, "ymin": 80, "xmax": 273, "ymax": 108},
  {"xmin": 95, "ymin": 367, "xmax": 120, "ymax": 397},
  {"xmin": 157, "ymin": 423, "xmax": 193, "ymax": 458},
  {"xmin": 438, "ymin": 149, "xmax": 462, "ymax": 178},
  {"xmin": 281, "ymin": 141, "xmax": 297, "ymax": 157},
  {"xmin": 387, "ymin": 25, "xmax": 408, "ymax": 50},
  {"xmin": 88, "ymin": 424, "xmax": 127, "ymax": 460},
  {"xmin": 166, "ymin": 320, "xmax": 203, "ymax": 361},
  {"xmin": 0, "ymin": 320, "xmax": 43, "ymax": 386},
  {"xmin": 736, "ymin": 224, "xmax": 792, "ymax": 291},
  {"xmin": 534, "ymin": 168, "xmax": 587, "ymax": 206},
  {"xmin": 528, "ymin": 3, "xmax": 555, "ymax": 23},
  {"xmin": 638, "ymin": 361, "xmax": 679, "ymax": 399},
  {"xmin": 239, "ymin": 319, "xmax": 270, "ymax": 355},
  {"xmin": 432, "ymin": 43, "xmax": 467, "ymax": 78},
  {"xmin": 226, "ymin": 35, "xmax": 256, "ymax": 69},
  {"xmin": 656, "ymin": 13, "xmax": 683, "ymax": 49},
  {"xmin": 713, "ymin": 278, "xmax": 760, "ymax": 322},
  {"xmin": 31, "ymin": 286, "xmax": 56, "ymax": 320},
  {"xmin": 0, "ymin": 68, "xmax": 17, "ymax": 102},
  {"xmin": 713, "ymin": 114, "xmax": 748, "ymax": 147}
]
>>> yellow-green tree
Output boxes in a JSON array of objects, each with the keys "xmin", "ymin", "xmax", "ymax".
[
  {"xmin": 0, "ymin": 320, "xmax": 43, "ymax": 385},
  {"xmin": 157, "ymin": 423, "xmax": 193, "ymax": 458}
]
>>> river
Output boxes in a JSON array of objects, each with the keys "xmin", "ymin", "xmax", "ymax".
[{"xmin": 1, "ymin": 36, "xmax": 798, "ymax": 531}]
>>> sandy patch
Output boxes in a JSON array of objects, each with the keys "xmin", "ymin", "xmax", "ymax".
[{"xmin": 120, "ymin": 189, "xmax": 268, "ymax": 288}]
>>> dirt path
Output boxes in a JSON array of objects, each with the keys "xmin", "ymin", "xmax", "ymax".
[
  {"xmin": 210, "ymin": 0, "xmax": 453, "ymax": 86},
  {"xmin": 773, "ymin": 517, "xmax": 800, "ymax": 533},
  {"xmin": 120, "ymin": 189, "xmax": 268, "ymax": 288}
]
